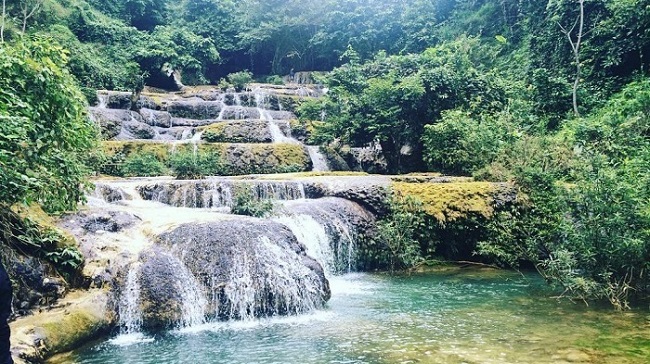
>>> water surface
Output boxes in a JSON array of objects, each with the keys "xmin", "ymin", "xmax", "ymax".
[{"xmin": 60, "ymin": 268, "xmax": 650, "ymax": 363}]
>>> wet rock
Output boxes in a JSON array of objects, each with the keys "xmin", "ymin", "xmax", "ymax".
[
  {"xmin": 123, "ymin": 117, "xmax": 157, "ymax": 139},
  {"xmin": 219, "ymin": 106, "xmax": 260, "ymax": 120},
  {"xmin": 201, "ymin": 120, "xmax": 273, "ymax": 143},
  {"xmin": 10, "ymin": 290, "xmax": 116, "ymax": 363},
  {"xmin": 167, "ymin": 100, "xmax": 222, "ymax": 119},
  {"xmin": 80, "ymin": 212, "xmax": 140, "ymax": 233},
  {"xmin": 136, "ymin": 218, "xmax": 330, "ymax": 329},
  {"xmin": 103, "ymin": 92, "xmax": 132, "ymax": 109},
  {"xmin": 139, "ymin": 108, "xmax": 172, "ymax": 128}
]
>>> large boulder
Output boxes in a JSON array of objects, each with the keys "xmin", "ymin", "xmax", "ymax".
[
  {"xmin": 135, "ymin": 219, "xmax": 330, "ymax": 329},
  {"xmin": 167, "ymin": 100, "xmax": 222, "ymax": 119},
  {"xmin": 201, "ymin": 120, "xmax": 273, "ymax": 143}
]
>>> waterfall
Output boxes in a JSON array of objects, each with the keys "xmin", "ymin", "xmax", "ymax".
[
  {"xmin": 171, "ymin": 254, "xmax": 207, "ymax": 328},
  {"xmin": 306, "ymin": 146, "xmax": 330, "ymax": 172},
  {"xmin": 273, "ymin": 214, "xmax": 336, "ymax": 276},
  {"xmin": 275, "ymin": 198, "xmax": 372, "ymax": 275},
  {"xmin": 97, "ymin": 93, "xmax": 109, "ymax": 108},
  {"xmin": 137, "ymin": 180, "xmax": 306, "ymax": 208},
  {"xmin": 216, "ymin": 235, "xmax": 323, "ymax": 320},
  {"xmin": 118, "ymin": 264, "xmax": 143, "ymax": 334}
]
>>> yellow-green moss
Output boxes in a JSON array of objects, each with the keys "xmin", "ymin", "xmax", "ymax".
[
  {"xmin": 102, "ymin": 141, "xmax": 172, "ymax": 161},
  {"xmin": 392, "ymin": 182, "xmax": 496, "ymax": 222}
]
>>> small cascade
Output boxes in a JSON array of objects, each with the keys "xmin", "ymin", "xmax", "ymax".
[
  {"xmin": 137, "ymin": 180, "xmax": 306, "ymax": 209},
  {"xmin": 273, "ymin": 214, "xmax": 336, "ymax": 276},
  {"xmin": 171, "ymin": 255, "xmax": 207, "ymax": 328},
  {"xmin": 276, "ymin": 197, "xmax": 375, "ymax": 274},
  {"xmin": 97, "ymin": 93, "xmax": 109, "ymax": 108},
  {"xmin": 306, "ymin": 146, "xmax": 330, "ymax": 172},
  {"xmin": 118, "ymin": 264, "xmax": 143, "ymax": 334}
]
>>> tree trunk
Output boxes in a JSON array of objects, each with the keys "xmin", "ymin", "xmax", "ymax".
[
  {"xmin": 571, "ymin": 0, "xmax": 584, "ymax": 117},
  {"xmin": 1, "ymin": 0, "xmax": 5, "ymax": 42}
]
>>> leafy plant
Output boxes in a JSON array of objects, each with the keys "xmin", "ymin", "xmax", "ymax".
[
  {"xmin": 226, "ymin": 71, "xmax": 253, "ymax": 91},
  {"xmin": 230, "ymin": 186, "xmax": 274, "ymax": 218},
  {"xmin": 0, "ymin": 36, "xmax": 97, "ymax": 213},
  {"xmin": 168, "ymin": 150, "xmax": 223, "ymax": 179},
  {"xmin": 121, "ymin": 152, "xmax": 167, "ymax": 177}
]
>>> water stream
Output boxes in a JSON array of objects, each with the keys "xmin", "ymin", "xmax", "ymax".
[{"xmin": 60, "ymin": 269, "xmax": 650, "ymax": 364}]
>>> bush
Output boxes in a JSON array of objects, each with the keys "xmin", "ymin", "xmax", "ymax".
[
  {"xmin": 422, "ymin": 109, "xmax": 519, "ymax": 175},
  {"xmin": 227, "ymin": 71, "xmax": 253, "ymax": 91},
  {"xmin": 168, "ymin": 150, "xmax": 223, "ymax": 179},
  {"xmin": 230, "ymin": 186, "xmax": 274, "ymax": 218},
  {"xmin": 0, "ymin": 37, "xmax": 97, "ymax": 213},
  {"xmin": 265, "ymin": 75, "xmax": 284, "ymax": 85},
  {"xmin": 121, "ymin": 153, "xmax": 167, "ymax": 177}
]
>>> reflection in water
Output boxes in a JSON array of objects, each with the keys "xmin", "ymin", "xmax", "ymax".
[{"xmin": 62, "ymin": 269, "xmax": 650, "ymax": 364}]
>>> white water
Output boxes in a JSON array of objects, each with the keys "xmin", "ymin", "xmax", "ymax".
[
  {"xmin": 118, "ymin": 264, "xmax": 144, "ymax": 335},
  {"xmin": 97, "ymin": 93, "xmax": 109, "ymax": 108},
  {"xmin": 306, "ymin": 146, "xmax": 330, "ymax": 171},
  {"xmin": 273, "ymin": 214, "xmax": 335, "ymax": 276},
  {"xmin": 171, "ymin": 255, "xmax": 208, "ymax": 328}
]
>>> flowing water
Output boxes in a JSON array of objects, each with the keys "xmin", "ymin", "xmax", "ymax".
[{"xmin": 60, "ymin": 268, "xmax": 650, "ymax": 364}]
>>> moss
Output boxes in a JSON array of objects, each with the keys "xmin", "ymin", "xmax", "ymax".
[
  {"xmin": 102, "ymin": 141, "xmax": 172, "ymax": 161},
  {"xmin": 392, "ymin": 182, "xmax": 496, "ymax": 222},
  {"xmin": 201, "ymin": 122, "xmax": 228, "ymax": 142},
  {"xmin": 10, "ymin": 290, "xmax": 114, "ymax": 361}
]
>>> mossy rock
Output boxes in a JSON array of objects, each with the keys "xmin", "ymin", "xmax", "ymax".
[
  {"xmin": 392, "ymin": 181, "xmax": 497, "ymax": 222},
  {"xmin": 10, "ymin": 290, "xmax": 115, "ymax": 362},
  {"xmin": 201, "ymin": 120, "xmax": 273, "ymax": 143},
  {"xmin": 100, "ymin": 141, "xmax": 310, "ymax": 176}
]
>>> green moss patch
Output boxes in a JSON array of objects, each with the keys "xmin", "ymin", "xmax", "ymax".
[{"xmin": 392, "ymin": 181, "xmax": 496, "ymax": 222}]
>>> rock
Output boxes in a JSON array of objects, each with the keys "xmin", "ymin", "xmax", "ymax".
[
  {"xmin": 139, "ymin": 108, "xmax": 172, "ymax": 128},
  {"xmin": 201, "ymin": 120, "xmax": 273, "ymax": 143},
  {"xmin": 219, "ymin": 106, "xmax": 260, "ymax": 120},
  {"xmin": 60, "ymin": 210, "xmax": 140, "ymax": 234},
  {"xmin": 88, "ymin": 108, "xmax": 146, "ymax": 140},
  {"xmin": 167, "ymin": 100, "xmax": 222, "ymax": 119},
  {"xmin": 135, "ymin": 218, "xmax": 331, "ymax": 329},
  {"xmin": 10, "ymin": 290, "xmax": 116, "ymax": 363},
  {"xmin": 123, "ymin": 117, "xmax": 157, "ymax": 139},
  {"xmin": 103, "ymin": 92, "xmax": 132, "ymax": 109}
]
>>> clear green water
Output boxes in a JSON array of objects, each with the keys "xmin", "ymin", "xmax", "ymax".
[{"xmin": 60, "ymin": 268, "xmax": 650, "ymax": 364}]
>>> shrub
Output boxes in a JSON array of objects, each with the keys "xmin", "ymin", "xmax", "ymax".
[
  {"xmin": 168, "ymin": 150, "xmax": 223, "ymax": 179},
  {"xmin": 227, "ymin": 71, "xmax": 253, "ymax": 91},
  {"xmin": 121, "ymin": 153, "xmax": 167, "ymax": 177},
  {"xmin": 265, "ymin": 75, "xmax": 284, "ymax": 85},
  {"xmin": 230, "ymin": 186, "xmax": 274, "ymax": 218},
  {"xmin": 0, "ymin": 37, "xmax": 97, "ymax": 213},
  {"xmin": 422, "ymin": 109, "xmax": 518, "ymax": 175}
]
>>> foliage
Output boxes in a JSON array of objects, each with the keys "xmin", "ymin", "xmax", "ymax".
[
  {"xmin": 229, "ymin": 186, "xmax": 274, "ymax": 218},
  {"xmin": 168, "ymin": 150, "xmax": 223, "ymax": 179},
  {"xmin": 423, "ymin": 109, "xmax": 520, "ymax": 175},
  {"xmin": 0, "ymin": 37, "xmax": 97, "ymax": 213},
  {"xmin": 121, "ymin": 152, "xmax": 167, "ymax": 177},
  {"xmin": 375, "ymin": 194, "xmax": 427, "ymax": 271},
  {"xmin": 0, "ymin": 208, "xmax": 84, "ymax": 276},
  {"xmin": 476, "ymin": 79, "xmax": 650, "ymax": 308},
  {"xmin": 226, "ymin": 71, "xmax": 253, "ymax": 91},
  {"xmin": 315, "ymin": 38, "xmax": 505, "ymax": 173}
]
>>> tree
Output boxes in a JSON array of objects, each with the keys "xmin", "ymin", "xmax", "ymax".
[
  {"xmin": 557, "ymin": 0, "xmax": 585, "ymax": 116},
  {"xmin": 20, "ymin": 0, "xmax": 43, "ymax": 34},
  {"xmin": 0, "ymin": 37, "xmax": 97, "ymax": 212}
]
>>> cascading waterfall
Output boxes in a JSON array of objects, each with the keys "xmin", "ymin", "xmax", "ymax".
[
  {"xmin": 118, "ymin": 264, "xmax": 144, "ymax": 334},
  {"xmin": 306, "ymin": 146, "xmax": 330, "ymax": 172},
  {"xmin": 136, "ymin": 180, "xmax": 306, "ymax": 209},
  {"xmin": 273, "ymin": 214, "xmax": 336, "ymax": 276},
  {"xmin": 217, "ymin": 236, "xmax": 324, "ymax": 320},
  {"xmin": 171, "ymin": 254, "xmax": 207, "ymax": 328}
]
